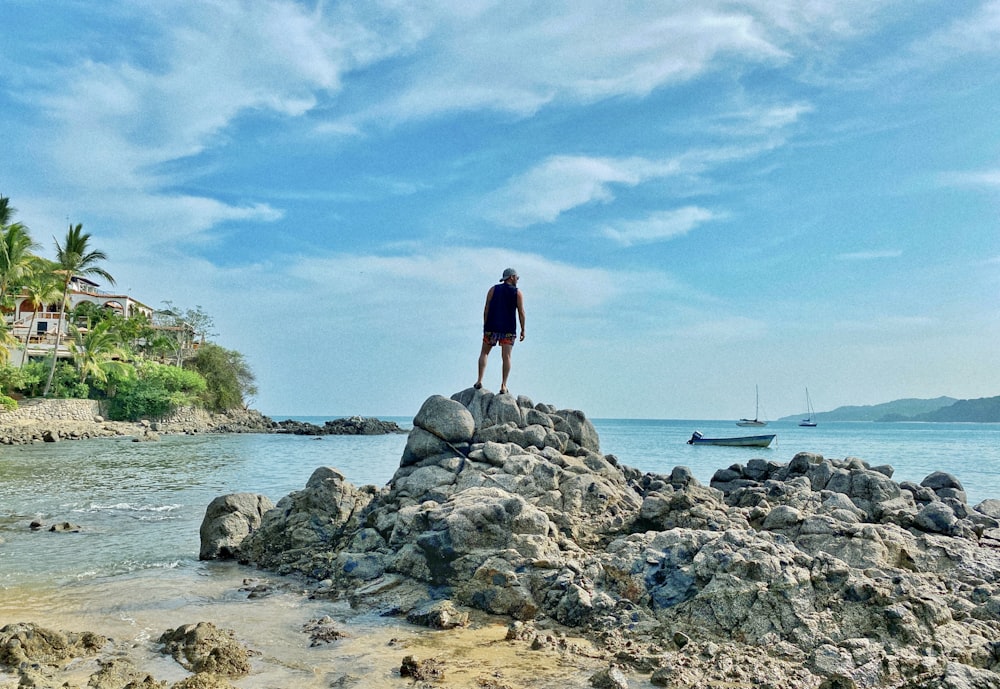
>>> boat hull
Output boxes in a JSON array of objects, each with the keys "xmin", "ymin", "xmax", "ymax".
[
  {"xmin": 736, "ymin": 419, "xmax": 767, "ymax": 427},
  {"xmin": 688, "ymin": 432, "xmax": 775, "ymax": 447}
]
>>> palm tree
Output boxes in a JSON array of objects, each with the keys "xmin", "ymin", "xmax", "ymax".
[
  {"xmin": 43, "ymin": 224, "xmax": 115, "ymax": 396},
  {"xmin": 0, "ymin": 322, "xmax": 17, "ymax": 364},
  {"xmin": 19, "ymin": 264, "xmax": 63, "ymax": 366},
  {"xmin": 0, "ymin": 221, "xmax": 40, "ymax": 308},
  {"xmin": 0, "ymin": 199, "xmax": 39, "ymax": 365},
  {"xmin": 68, "ymin": 320, "xmax": 129, "ymax": 387}
]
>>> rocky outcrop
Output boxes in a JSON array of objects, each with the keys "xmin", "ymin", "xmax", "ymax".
[
  {"xmin": 274, "ymin": 415, "xmax": 406, "ymax": 435},
  {"xmin": 206, "ymin": 389, "xmax": 1000, "ymax": 688},
  {"xmin": 0, "ymin": 400, "xmax": 408, "ymax": 444},
  {"xmin": 151, "ymin": 406, "xmax": 276, "ymax": 434}
]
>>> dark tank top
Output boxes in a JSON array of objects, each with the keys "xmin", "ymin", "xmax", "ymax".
[{"xmin": 484, "ymin": 283, "xmax": 518, "ymax": 334}]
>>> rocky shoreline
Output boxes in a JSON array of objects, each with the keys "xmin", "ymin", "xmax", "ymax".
[
  {"xmin": 0, "ymin": 399, "xmax": 404, "ymax": 445},
  {"xmin": 6, "ymin": 389, "xmax": 1000, "ymax": 687}
]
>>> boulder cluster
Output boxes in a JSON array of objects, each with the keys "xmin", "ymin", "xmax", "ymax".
[
  {"xmin": 272, "ymin": 415, "xmax": 406, "ymax": 436},
  {"xmin": 202, "ymin": 389, "xmax": 1000, "ymax": 688},
  {"xmin": 0, "ymin": 621, "xmax": 255, "ymax": 689}
]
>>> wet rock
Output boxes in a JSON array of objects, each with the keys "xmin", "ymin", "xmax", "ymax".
[
  {"xmin": 88, "ymin": 657, "xmax": 167, "ymax": 689},
  {"xmin": 171, "ymin": 674, "xmax": 240, "ymax": 689},
  {"xmin": 274, "ymin": 416, "xmax": 405, "ymax": 436},
  {"xmin": 234, "ymin": 467, "xmax": 381, "ymax": 577},
  {"xmin": 302, "ymin": 616, "xmax": 346, "ymax": 646},
  {"xmin": 589, "ymin": 665, "xmax": 629, "ymax": 689},
  {"xmin": 48, "ymin": 521, "xmax": 81, "ymax": 533},
  {"xmin": 0, "ymin": 622, "xmax": 106, "ymax": 668},
  {"xmin": 199, "ymin": 493, "xmax": 274, "ymax": 560},
  {"xmin": 399, "ymin": 654, "xmax": 445, "ymax": 681},
  {"xmin": 405, "ymin": 600, "xmax": 469, "ymax": 629},
  {"xmin": 158, "ymin": 622, "xmax": 252, "ymax": 677}
]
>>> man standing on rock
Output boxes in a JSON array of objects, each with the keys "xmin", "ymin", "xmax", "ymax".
[{"xmin": 475, "ymin": 268, "xmax": 525, "ymax": 395}]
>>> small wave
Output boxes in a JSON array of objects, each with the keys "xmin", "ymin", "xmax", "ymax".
[
  {"xmin": 76, "ymin": 503, "xmax": 183, "ymax": 515},
  {"xmin": 72, "ymin": 559, "xmax": 184, "ymax": 582},
  {"xmin": 84, "ymin": 502, "xmax": 184, "ymax": 512}
]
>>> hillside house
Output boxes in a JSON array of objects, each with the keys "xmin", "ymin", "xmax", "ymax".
[{"xmin": 4, "ymin": 276, "xmax": 196, "ymax": 365}]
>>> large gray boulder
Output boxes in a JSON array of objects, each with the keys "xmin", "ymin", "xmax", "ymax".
[
  {"xmin": 199, "ymin": 493, "xmax": 274, "ymax": 560},
  {"xmin": 401, "ymin": 395, "xmax": 476, "ymax": 466},
  {"xmin": 234, "ymin": 467, "xmax": 382, "ymax": 577}
]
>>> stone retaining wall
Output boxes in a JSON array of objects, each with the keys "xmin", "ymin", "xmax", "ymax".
[{"xmin": 0, "ymin": 398, "xmax": 104, "ymax": 423}]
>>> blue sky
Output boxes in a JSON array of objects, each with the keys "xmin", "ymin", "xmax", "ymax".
[{"xmin": 2, "ymin": 1, "xmax": 998, "ymax": 420}]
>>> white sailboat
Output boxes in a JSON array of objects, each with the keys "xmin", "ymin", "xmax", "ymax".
[
  {"xmin": 799, "ymin": 388, "xmax": 817, "ymax": 427},
  {"xmin": 736, "ymin": 385, "xmax": 768, "ymax": 427}
]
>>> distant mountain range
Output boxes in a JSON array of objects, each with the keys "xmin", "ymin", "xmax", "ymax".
[{"xmin": 777, "ymin": 396, "xmax": 1000, "ymax": 423}]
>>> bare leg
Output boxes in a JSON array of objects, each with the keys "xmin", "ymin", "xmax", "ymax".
[
  {"xmin": 499, "ymin": 343, "xmax": 513, "ymax": 393},
  {"xmin": 476, "ymin": 341, "xmax": 493, "ymax": 388}
]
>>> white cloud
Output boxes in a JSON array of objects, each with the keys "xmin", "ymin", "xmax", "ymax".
[
  {"xmin": 328, "ymin": 0, "xmax": 910, "ymax": 130},
  {"xmin": 381, "ymin": 4, "xmax": 787, "ymax": 121},
  {"xmin": 835, "ymin": 249, "xmax": 903, "ymax": 261},
  {"xmin": 100, "ymin": 242, "xmax": 693, "ymax": 414},
  {"xmin": 481, "ymin": 155, "xmax": 679, "ymax": 227},
  {"xmin": 481, "ymin": 142, "xmax": 780, "ymax": 228},
  {"xmin": 940, "ymin": 169, "xmax": 1000, "ymax": 188},
  {"xmin": 16, "ymin": 0, "xmax": 392, "ymax": 244},
  {"xmin": 920, "ymin": 0, "xmax": 1000, "ymax": 55},
  {"xmin": 602, "ymin": 207, "xmax": 722, "ymax": 246}
]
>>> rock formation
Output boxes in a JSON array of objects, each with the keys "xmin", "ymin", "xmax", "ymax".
[
  {"xmin": 273, "ymin": 415, "xmax": 406, "ymax": 435},
  {"xmin": 202, "ymin": 389, "xmax": 1000, "ymax": 688},
  {"xmin": 0, "ymin": 621, "xmax": 254, "ymax": 689}
]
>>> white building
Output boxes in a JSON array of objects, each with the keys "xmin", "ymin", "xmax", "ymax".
[{"xmin": 5, "ymin": 276, "xmax": 193, "ymax": 364}]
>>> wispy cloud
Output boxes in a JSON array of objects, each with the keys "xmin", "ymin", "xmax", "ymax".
[
  {"xmin": 8, "ymin": 1, "xmax": 390, "ymax": 245},
  {"xmin": 602, "ymin": 207, "xmax": 722, "ymax": 246},
  {"xmin": 939, "ymin": 169, "xmax": 1000, "ymax": 188},
  {"xmin": 919, "ymin": 0, "xmax": 1000, "ymax": 55},
  {"xmin": 835, "ymin": 249, "xmax": 903, "ymax": 261},
  {"xmin": 481, "ymin": 155, "xmax": 679, "ymax": 227},
  {"xmin": 480, "ymin": 141, "xmax": 781, "ymax": 228},
  {"xmin": 336, "ymin": 3, "xmax": 790, "ymax": 127}
]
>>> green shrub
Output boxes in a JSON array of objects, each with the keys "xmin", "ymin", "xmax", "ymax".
[
  {"xmin": 185, "ymin": 344, "xmax": 256, "ymax": 412},
  {"xmin": 106, "ymin": 378, "xmax": 174, "ymax": 421},
  {"xmin": 137, "ymin": 360, "xmax": 207, "ymax": 395},
  {"xmin": 1, "ymin": 362, "xmax": 47, "ymax": 397},
  {"xmin": 46, "ymin": 361, "xmax": 86, "ymax": 399},
  {"xmin": 0, "ymin": 394, "xmax": 17, "ymax": 411}
]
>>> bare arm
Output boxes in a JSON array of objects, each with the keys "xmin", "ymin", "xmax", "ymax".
[
  {"xmin": 483, "ymin": 286, "xmax": 495, "ymax": 327},
  {"xmin": 517, "ymin": 290, "xmax": 525, "ymax": 341}
]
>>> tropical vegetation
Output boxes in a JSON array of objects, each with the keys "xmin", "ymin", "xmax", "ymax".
[{"xmin": 0, "ymin": 195, "xmax": 256, "ymax": 420}]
